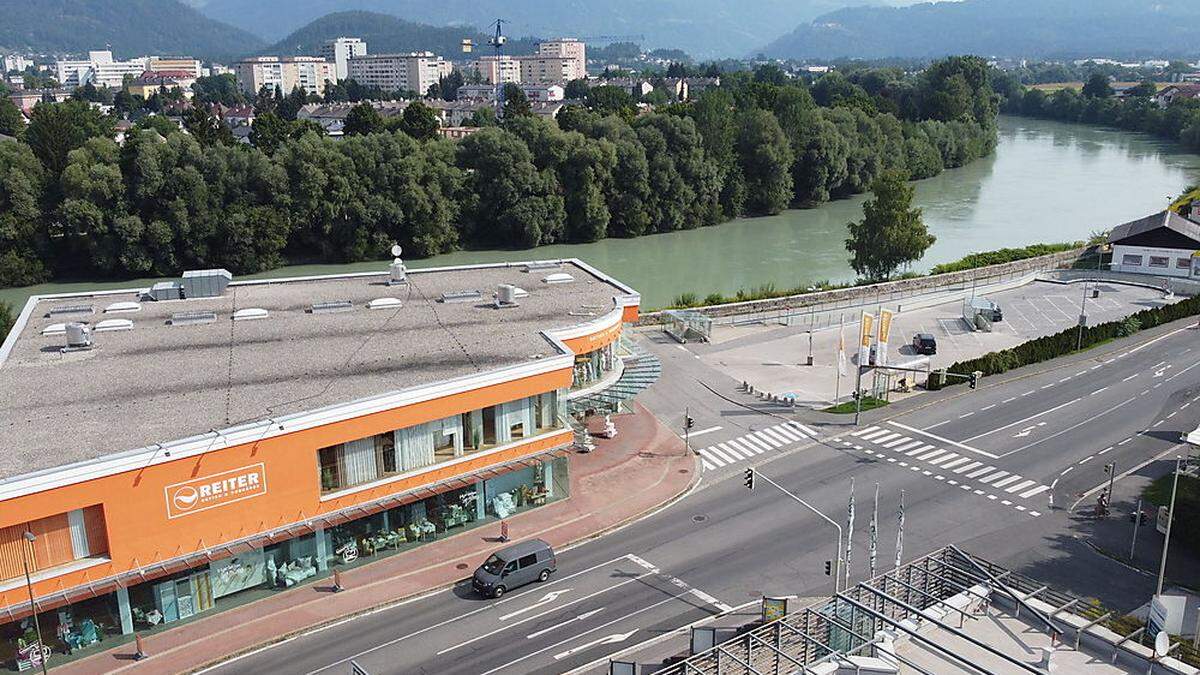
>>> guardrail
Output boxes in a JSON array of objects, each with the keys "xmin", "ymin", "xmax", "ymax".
[{"xmin": 1040, "ymin": 269, "xmax": 1200, "ymax": 296}]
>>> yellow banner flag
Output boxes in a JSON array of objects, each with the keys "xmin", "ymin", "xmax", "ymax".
[
  {"xmin": 860, "ymin": 313, "xmax": 875, "ymax": 348},
  {"xmin": 878, "ymin": 309, "xmax": 894, "ymax": 345}
]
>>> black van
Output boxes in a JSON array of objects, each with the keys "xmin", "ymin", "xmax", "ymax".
[
  {"xmin": 912, "ymin": 333, "xmax": 937, "ymax": 355},
  {"xmin": 472, "ymin": 539, "xmax": 556, "ymax": 598}
]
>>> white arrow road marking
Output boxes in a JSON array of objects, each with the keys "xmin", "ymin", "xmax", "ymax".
[
  {"xmin": 499, "ymin": 589, "xmax": 573, "ymax": 621},
  {"xmin": 526, "ymin": 608, "xmax": 605, "ymax": 639},
  {"xmin": 553, "ymin": 630, "xmax": 639, "ymax": 660},
  {"xmin": 1012, "ymin": 422, "xmax": 1046, "ymax": 438}
]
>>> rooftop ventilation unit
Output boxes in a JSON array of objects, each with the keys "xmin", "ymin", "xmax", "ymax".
[
  {"xmin": 170, "ymin": 310, "xmax": 218, "ymax": 326},
  {"xmin": 104, "ymin": 301, "xmax": 141, "ymax": 314},
  {"xmin": 47, "ymin": 304, "xmax": 93, "ymax": 317},
  {"xmin": 495, "ymin": 284, "xmax": 519, "ymax": 308},
  {"xmin": 94, "ymin": 318, "xmax": 133, "ymax": 332},
  {"xmin": 368, "ymin": 298, "xmax": 403, "ymax": 310},
  {"xmin": 388, "ymin": 245, "xmax": 407, "ymax": 286},
  {"xmin": 41, "ymin": 323, "xmax": 67, "ymax": 336},
  {"xmin": 180, "ymin": 269, "xmax": 232, "ymax": 299},
  {"xmin": 440, "ymin": 290, "xmax": 482, "ymax": 304},
  {"xmin": 523, "ymin": 261, "xmax": 561, "ymax": 272},
  {"xmin": 310, "ymin": 300, "xmax": 353, "ymax": 314},
  {"xmin": 64, "ymin": 322, "xmax": 92, "ymax": 350},
  {"xmin": 147, "ymin": 281, "xmax": 182, "ymax": 301},
  {"xmin": 542, "ymin": 272, "xmax": 574, "ymax": 285},
  {"xmin": 232, "ymin": 308, "xmax": 269, "ymax": 321}
]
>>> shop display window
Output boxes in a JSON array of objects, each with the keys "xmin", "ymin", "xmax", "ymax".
[{"xmin": 0, "ymin": 593, "xmax": 119, "ymax": 670}]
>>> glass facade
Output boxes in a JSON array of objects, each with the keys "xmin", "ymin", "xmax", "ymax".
[
  {"xmin": 0, "ymin": 456, "xmax": 568, "ymax": 671},
  {"xmin": 319, "ymin": 392, "xmax": 564, "ymax": 494},
  {"xmin": 572, "ymin": 343, "xmax": 617, "ymax": 390}
]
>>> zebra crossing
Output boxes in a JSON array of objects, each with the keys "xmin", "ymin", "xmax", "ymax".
[
  {"xmin": 847, "ymin": 425, "xmax": 1051, "ymax": 501},
  {"xmin": 698, "ymin": 421, "xmax": 819, "ymax": 471}
]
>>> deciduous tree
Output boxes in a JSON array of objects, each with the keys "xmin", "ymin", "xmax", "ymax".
[{"xmin": 845, "ymin": 169, "xmax": 935, "ymax": 281}]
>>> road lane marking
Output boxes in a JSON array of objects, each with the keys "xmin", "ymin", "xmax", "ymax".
[
  {"xmin": 893, "ymin": 440, "xmax": 924, "ymax": 453},
  {"xmin": 753, "ymin": 431, "xmax": 783, "ymax": 448},
  {"xmin": 303, "ymin": 554, "xmax": 644, "ymax": 674},
  {"xmin": 1091, "ymin": 387, "xmax": 1108, "ymax": 396},
  {"xmin": 886, "ymin": 421, "xmax": 999, "ymax": 459},
  {"xmin": 959, "ymin": 412, "xmax": 975, "ymax": 419},
  {"xmin": 1020, "ymin": 485, "xmax": 1050, "ymax": 499},
  {"xmin": 771, "ymin": 425, "xmax": 804, "ymax": 442},
  {"xmin": 852, "ymin": 426, "xmax": 881, "ymax": 437},
  {"xmin": 698, "ymin": 450, "xmax": 726, "ymax": 468},
  {"xmin": 1001, "ymin": 397, "xmax": 1134, "ymax": 457},
  {"xmin": 706, "ymin": 446, "xmax": 736, "ymax": 464},
  {"xmin": 980, "ymin": 404, "xmax": 996, "ymax": 411},
  {"xmin": 500, "ymin": 589, "xmax": 576, "ymax": 621},
  {"xmin": 436, "ymin": 571, "xmax": 657, "ymax": 655},
  {"xmin": 1079, "ymin": 456, "xmax": 1093, "ymax": 464},
  {"xmin": 760, "ymin": 428, "xmax": 793, "ymax": 445},
  {"xmin": 701, "ymin": 460, "xmax": 716, "ymax": 471},
  {"xmin": 719, "ymin": 443, "xmax": 748, "ymax": 460},
  {"xmin": 728, "ymin": 438, "xmax": 761, "ymax": 456},
  {"xmin": 869, "ymin": 431, "xmax": 902, "ymax": 444},
  {"xmin": 954, "ymin": 461, "xmax": 983, "ymax": 474},
  {"xmin": 791, "ymin": 422, "xmax": 819, "ymax": 437},
  {"xmin": 940, "ymin": 457, "xmax": 970, "ymax": 470},
  {"xmin": 1006, "ymin": 479, "xmax": 1036, "ymax": 494},
  {"xmin": 964, "ymin": 397, "xmax": 1082, "ymax": 442},
  {"xmin": 1003, "ymin": 397, "xmax": 1017, "ymax": 403},
  {"xmin": 882, "ymin": 436, "xmax": 913, "ymax": 448},
  {"xmin": 906, "ymin": 444, "xmax": 935, "ymax": 456},
  {"xmin": 978, "ymin": 471, "xmax": 1011, "ymax": 485},
  {"xmin": 1122, "ymin": 374, "xmax": 1138, "ymax": 382},
  {"xmin": 526, "ymin": 608, "xmax": 605, "ymax": 639},
  {"xmin": 991, "ymin": 475, "xmax": 1022, "ymax": 489},
  {"xmin": 966, "ymin": 466, "xmax": 996, "ymax": 479},
  {"xmin": 688, "ymin": 426, "xmax": 723, "ymax": 438},
  {"xmin": 927, "ymin": 452, "xmax": 960, "ymax": 466},
  {"xmin": 926, "ymin": 420, "xmax": 950, "ymax": 430},
  {"xmin": 916, "ymin": 449, "xmax": 947, "ymax": 462}
]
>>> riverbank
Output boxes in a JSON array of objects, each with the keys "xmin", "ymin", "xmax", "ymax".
[{"xmin": 2, "ymin": 116, "xmax": 1198, "ymax": 313}]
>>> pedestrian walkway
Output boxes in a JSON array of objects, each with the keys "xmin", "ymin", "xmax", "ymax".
[
  {"xmin": 54, "ymin": 403, "xmax": 696, "ymax": 675},
  {"xmin": 838, "ymin": 425, "xmax": 1050, "ymax": 514},
  {"xmin": 697, "ymin": 421, "xmax": 819, "ymax": 470}
]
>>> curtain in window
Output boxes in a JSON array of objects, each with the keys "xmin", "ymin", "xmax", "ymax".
[
  {"xmin": 396, "ymin": 423, "xmax": 435, "ymax": 471},
  {"xmin": 441, "ymin": 415, "xmax": 464, "ymax": 456},
  {"xmin": 67, "ymin": 509, "xmax": 89, "ymax": 559},
  {"xmin": 342, "ymin": 438, "xmax": 378, "ymax": 486}
]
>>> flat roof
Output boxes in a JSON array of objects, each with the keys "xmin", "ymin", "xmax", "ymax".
[{"xmin": 0, "ymin": 260, "xmax": 635, "ymax": 482}]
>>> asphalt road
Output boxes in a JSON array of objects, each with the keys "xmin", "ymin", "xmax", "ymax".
[{"xmin": 207, "ymin": 318, "xmax": 1200, "ymax": 675}]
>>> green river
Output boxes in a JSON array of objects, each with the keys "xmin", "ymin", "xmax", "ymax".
[{"xmin": 4, "ymin": 116, "xmax": 1200, "ymax": 311}]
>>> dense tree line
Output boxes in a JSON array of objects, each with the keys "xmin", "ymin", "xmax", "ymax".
[
  {"xmin": 994, "ymin": 71, "xmax": 1200, "ymax": 153},
  {"xmin": 0, "ymin": 57, "xmax": 997, "ymax": 289}
]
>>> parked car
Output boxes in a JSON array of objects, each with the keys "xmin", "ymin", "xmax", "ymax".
[
  {"xmin": 472, "ymin": 539, "xmax": 556, "ymax": 598},
  {"xmin": 912, "ymin": 333, "xmax": 937, "ymax": 355}
]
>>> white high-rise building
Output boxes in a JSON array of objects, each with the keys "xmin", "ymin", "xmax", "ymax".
[
  {"xmin": 537, "ymin": 38, "xmax": 586, "ymax": 78},
  {"xmin": 2, "ymin": 55, "xmax": 30, "ymax": 74},
  {"xmin": 472, "ymin": 56, "xmax": 522, "ymax": 85},
  {"xmin": 233, "ymin": 56, "xmax": 336, "ymax": 96},
  {"xmin": 348, "ymin": 52, "xmax": 450, "ymax": 96},
  {"xmin": 55, "ymin": 50, "xmax": 150, "ymax": 88},
  {"xmin": 321, "ymin": 37, "xmax": 367, "ymax": 81}
]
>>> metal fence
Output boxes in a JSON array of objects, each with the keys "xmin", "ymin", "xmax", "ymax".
[{"xmin": 654, "ymin": 546, "xmax": 1093, "ymax": 675}]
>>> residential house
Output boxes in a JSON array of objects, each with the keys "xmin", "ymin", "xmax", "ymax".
[
  {"xmin": 125, "ymin": 70, "xmax": 197, "ymax": 99},
  {"xmin": 8, "ymin": 88, "xmax": 72, "ymax": 114},
  {"xmin": 1153, "ymin": 84, "xmax": 1200, "ymax": 107},
  {"xmin": 1108, "ymin": 210, "xmax": 1200, "ymax": 278}
]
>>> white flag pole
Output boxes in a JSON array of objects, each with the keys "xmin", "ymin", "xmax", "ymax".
[
  {"xmin": 845, "ymin": 477, "xmax": 855, "ymax": 588},
  {"xmin": 869, "ymin": 482, "xmax": 879, "ymax": 578},
  {"xmin": 894, "ymin": 489, "xmax": 905, "ymax": 571}
]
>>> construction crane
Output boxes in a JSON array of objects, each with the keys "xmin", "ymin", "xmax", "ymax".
[{"xmin": 461, "ymin": 19, "xmax": 508, "ymax": 116}]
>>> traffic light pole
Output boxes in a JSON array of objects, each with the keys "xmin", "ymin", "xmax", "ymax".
[{"xmin": 746, "ymin": 468, "xmax": 844, "ymax": 592}]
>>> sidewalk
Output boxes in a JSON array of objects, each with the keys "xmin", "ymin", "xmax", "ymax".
[{"xmin": 56, "ymin": 402, "xmax": 696, "ymax": 675}]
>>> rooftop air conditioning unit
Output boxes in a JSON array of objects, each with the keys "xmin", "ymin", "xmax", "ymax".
[
  {"xmin": 65, "ymin": 322, "xmax": 92, "ymax": 350},
  {"xmin": 388, "ymin": 244, "xmax": 407, "ymax": 286},
  {"xmin": 495, "ymin": 284, "xmax": 519, "ymax": 308}
]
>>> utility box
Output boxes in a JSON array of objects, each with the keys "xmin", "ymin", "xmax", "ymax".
[{"xmin": 180, "ymin": 269, "xmax": 232, "ymax": 299}]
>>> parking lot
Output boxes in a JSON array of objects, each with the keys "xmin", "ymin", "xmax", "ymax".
[{"xmin": 684, "ymin": 280, "xmax": 1179, "ymax": 407}]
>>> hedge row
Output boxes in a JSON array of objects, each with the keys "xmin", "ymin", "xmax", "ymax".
[
  {"xmin": 927, "ymin": 242, "xmax": 1083, "ymax": 275},
  {"xmin": 927, "ymin": 291, "xmax": 1200, "ymax": 390}
]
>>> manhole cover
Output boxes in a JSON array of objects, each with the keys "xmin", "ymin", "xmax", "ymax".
[
  {"xmin": 678, "ymin": 468, "xmax": 690, "ymax": 474},
  {"xmin": 455, "ymin": 563, "xmax": 469, "ymax": 570},
  {"xmin": 692, "ymin": 514, "xmax": 709, "ymax": 523}
]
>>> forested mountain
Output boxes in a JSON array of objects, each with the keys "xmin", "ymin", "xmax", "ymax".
[
  {"xmin": 261, "ymin": 12, "xmax": 537, "ymax": 60},
  {"xmin": 762, "ymin": 0, "xmax": 1200, "ymax": 60},
  {"xmin": 0, "ymin": 0, "xmax": 263, "ymax": 62},
  {"xmin": 192, "ymin": 0, "xmax": 930, "ymax": 58}
]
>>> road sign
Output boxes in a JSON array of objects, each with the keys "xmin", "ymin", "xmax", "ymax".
[{"xmin": 1157, "ymin": 505, "xmax": 1171, "ymax": 535}]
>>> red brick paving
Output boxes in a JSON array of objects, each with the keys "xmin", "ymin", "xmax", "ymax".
[{"xmin": 55, "ymin": 402, "xmax": 694, "ymax": 674}]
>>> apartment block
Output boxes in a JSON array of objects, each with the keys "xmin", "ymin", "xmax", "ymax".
[
  {"xmin": 347, "ymin": 52, "xmax": 450, "ymax": 96},
  {"xmin": 233, "ymin": 56, "xmax": 335, "ymax": 97},
  {"xmin": 321, "ymin": 37, "xmax": 368, "ymax": 81},
  {"xmin": 55, "ymin": 51, "xmax": 149, "ymax": 89},
  {"xmin": 517, "ymin": 56, "xmax": 583, "ymax": 85},
  {"xmin": 472, "ymin": 55, "xmax": 522, "ymax": 85},
  {"xmin": 537, "ymin": 39, "xmax": 586, "ymax": 78}
]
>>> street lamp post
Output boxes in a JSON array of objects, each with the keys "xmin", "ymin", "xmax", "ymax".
[
  {"xmin": 21, "ymin": 531, "xmax": 48, "ymax": 675},
  {"xmin": 1155, "ymin": 457, "xmax": 1183, "ymax": 597},
  {"xmin": 748, "ymin": 469, "xmax": 845, "ymax": 592}
]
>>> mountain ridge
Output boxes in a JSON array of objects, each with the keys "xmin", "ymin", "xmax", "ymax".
[
  {"xmin": 761, "ymin": 0, "xmax": 1200, "ymax": 60},
  {"xmin": 0, "ymin": 0, "xmax": 263, "ymax": 62}
]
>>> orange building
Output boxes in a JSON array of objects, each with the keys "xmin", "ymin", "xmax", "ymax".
[{"xmin": 0, "ymin": 259, "xmax": 640, "ymax": 669}]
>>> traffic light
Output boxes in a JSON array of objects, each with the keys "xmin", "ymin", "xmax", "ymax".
[
  {"xmin": 824, "ymin": 560, "xmax": 832, "ymax": 576},
  {"xmin": 969, "ymin": 370, "xmax": 982, "ymax": 389},
  {"xmin": 685, "ymin": 415, "xmax": 695, "ymax": 430},
  {"xmin": 1104, "ymin": 463, "xmax": 1114, "ymax": 475},
  {"xmin": 744, "ymin": 468, "xmax": 755, "ymax": 490}
]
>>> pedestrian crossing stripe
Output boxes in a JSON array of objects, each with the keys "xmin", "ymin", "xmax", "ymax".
[
  {"xmin": 698, "ymin": 422, "xmax": 819, "ymax": 471},
  {"xmin": 849, "ymin": 429, "xmax": 1053, "ymax": 503}
]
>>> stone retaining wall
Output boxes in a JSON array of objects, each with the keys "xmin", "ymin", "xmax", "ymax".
[{"xmin": 638, "ymin": 248, "xmax": 1087, "ymax": 326}]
